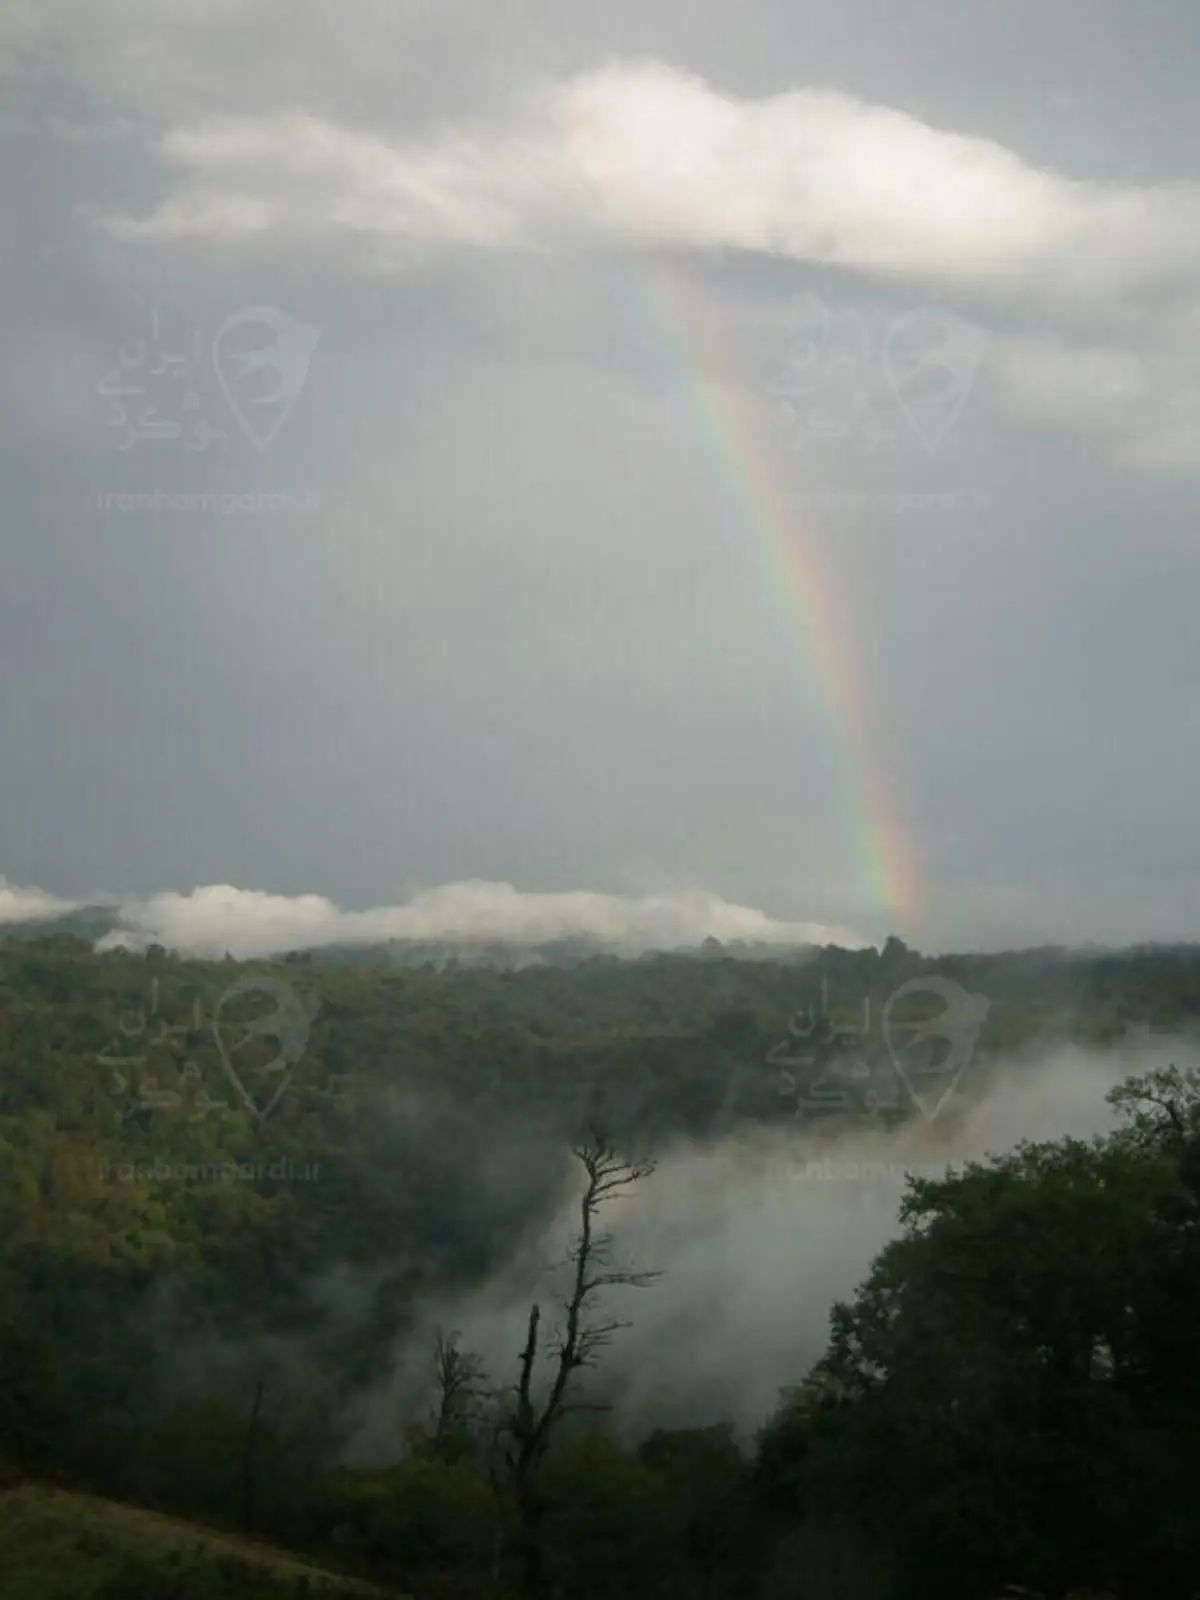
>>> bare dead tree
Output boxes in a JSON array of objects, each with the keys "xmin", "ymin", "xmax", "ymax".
[
  {"xmin": 428, "ymin": 1326, "xmax": 488, "ymax": 1462},
  {"xmin": 497, "ymin": 1128, "xmax": 661, "ymax": 1599}
]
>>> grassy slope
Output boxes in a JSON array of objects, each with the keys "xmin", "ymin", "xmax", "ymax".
[{"xmin": 0, "ymin": 1481, "xmax": 404, "ymax": 1598}]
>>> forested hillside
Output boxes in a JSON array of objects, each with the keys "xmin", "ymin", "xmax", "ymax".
[{"xmin": 2, "ymin": 932, "xmax": 1200, "ymax": 1597}]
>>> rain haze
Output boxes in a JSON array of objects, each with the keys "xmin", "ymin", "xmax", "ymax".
[{"xmin": 353, "ymin": 1035, "xmax": 1167, "ymax": 1453}]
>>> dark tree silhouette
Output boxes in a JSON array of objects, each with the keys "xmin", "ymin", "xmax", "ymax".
[{"xmin": 498, "ymin": 1129, "xmax": 660, "ymax": 1599}]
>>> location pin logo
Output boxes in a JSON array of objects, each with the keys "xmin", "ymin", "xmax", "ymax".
[
  {"xmin": 212, "ymin": 977, "xmax": 320, "ymax": 1123},
  {"xmin": 883, "ymin": 308, "xmax": 984, "ymax": 453},
  {"xmin": 212, "ymin": 306, "xmax": 319, "ymax": 451},
  {"xmin": 881, "ymin": 976, "xmax": 990, "ymax": 1122}
]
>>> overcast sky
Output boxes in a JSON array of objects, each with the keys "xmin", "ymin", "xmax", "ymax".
[{"xmin": 2, "ymin": 0, "xmax": 1199, "ymax": 957}]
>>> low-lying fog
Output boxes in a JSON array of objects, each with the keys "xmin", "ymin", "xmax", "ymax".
[{"xmin": 354, "ymin": 1034, "xmax": 1187, "ymax": 1455}]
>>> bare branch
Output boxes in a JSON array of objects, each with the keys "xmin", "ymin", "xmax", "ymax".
[
  {"xmin": 494, "ymin": 1133, "xmax": 661, "ymax": 1598},
  {"xmin": 428, "ymin": 1326, "xmax": 488, "ymax": 1459}
]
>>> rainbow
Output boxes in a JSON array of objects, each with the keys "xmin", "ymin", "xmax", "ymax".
[{"xmin": 623, "ymin": 255, "xmax": 919, "ymax": 930}]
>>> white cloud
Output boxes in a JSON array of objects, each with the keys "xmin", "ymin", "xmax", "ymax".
[
  {"xmin": 992, "ymin": 336, "xmax": 1151, "ymax": 428},
  {"xmin": 92, "ymin": 57, "xmax": 1200, "ymax": 472},
  {"xmin": 97, "ymin": 107, "xmax": 568, "ymax": 270},
  {"xmin": 102, "ymin": 57, "xmax": 1200, "ymax": 311},
  {"xmin": 0, "ymin": 877, "xmax": 81, "ymax": 923},
  {"xmin": 988, "ymin": 331, "xmax": 1200, "ymax": 472},
  {"xmin": 92, "ymin": 879, "xmax": 865, "ymax": 959}
]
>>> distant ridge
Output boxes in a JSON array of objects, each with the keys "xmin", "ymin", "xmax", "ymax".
[
  {"xmin": 0, "ymin": 913, "xmax": 829, "ymax": 969},
  {"xmin": 292, "ymin": 934, "xmax": 825, "ymax": 971},
  {"xmin": 0, "ymin": 904, "xmax": 121, "ymax": 944}
]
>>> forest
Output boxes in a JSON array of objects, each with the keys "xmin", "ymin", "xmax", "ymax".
[{"xmin": 2, "ymin": 929, "xmax": 1200, "ymax": 1598}]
